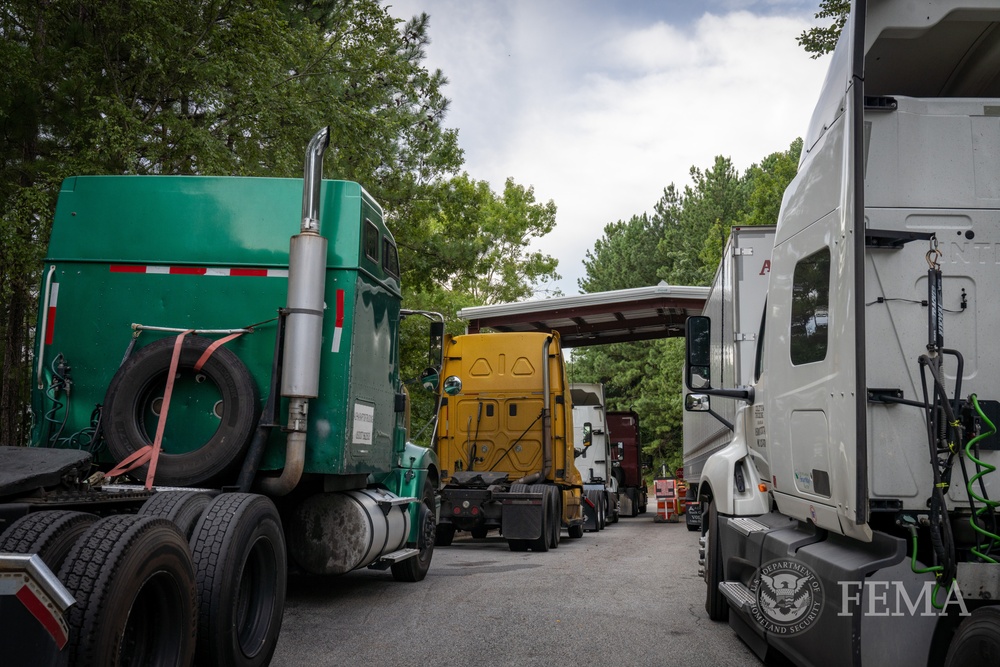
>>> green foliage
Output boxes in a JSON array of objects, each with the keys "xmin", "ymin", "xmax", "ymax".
[
  {"xmin": 659, "ymin": 157, "xmax": 749, "ymax": 286},
  {"xmin": 797, "ymin": 0, "xmax": 850, "ymax": 58},
  {"xmin": 399, "ymin": 173, "xmax": 561, "ymax": 436},
  {"xmin": 399, "ymin": 173, "xmax": 559, "ymax": 303},
  {"xmin": 578, "ymin": 213, "xmax": 667, "ymax": 293},
  {"xmin": 1, "ymin": 0, "xmax": 563, "ymax": 445},
  {"xmin": 571, "ymin": 139, "xmax": 803, "ymax": 472},
  {"xmin": 742, "ymin": 138, "xmax": 803, "ymax": 227}
]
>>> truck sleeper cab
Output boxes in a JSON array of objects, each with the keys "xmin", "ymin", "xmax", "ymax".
[{"xmin": 686, "ymin": 3, "xmax": 1000, "ymax": 665}]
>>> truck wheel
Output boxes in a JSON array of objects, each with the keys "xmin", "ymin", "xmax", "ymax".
[
  {"xmin": 435, "ymin": 524, "xmax": 456, "ymax": 547},
  {"xmin": 139, "ymin": 490, "xmax": 213, "ymax": 540},
  {"xmin": 508, "ymin": 539, "xmax": 529, "ymax": 552},
  {"xmin": 704, "ymin": 501, "xmax": 729, "ymax": 622},
  {"xmin": 470, "ymin": 526, "xmax": 488, "ymax": 539},
  {"xmin": 945, "ymin": 607, "xmax": 1000, "ymax": 667},
  {"xmin": 548, "ymin": 488, "xmax": 561, "ymax": 549},
  {"xmin": 391, "ymin": 481, "xmax": 436, "ymax": 582},
  {"xmin": 567, "ymin": 523, "xmax": 584, "ymax": 539},
  {"xmin": 58, "ymin": 515, "xmax": 198, "ymax": 666},
  {"xmin": 597, "ymin": 492, "xmax": 606, "ymax": 530},
  {"xmin": 530, "ymin": 496, "xmax": 550, "ymax": 552},
  {"xmin": 529, "ymin": 484, "xmax": 559, "ymax": 549},
  {"xmin": 191, "ymin": 493, "xmax": 286, "ymax": 667},
  {"xmin": 0, "ymin": 510, "xmax": 98, "ymax": 573},
  {"xmin": 627, "ymin": 488, "xmax": 639, "ymax": 518},
  {"xmin": 638, "ymin": 492, "xmax": 647, "ymax": 514},
  {"xmin": 103, "ymin": 335, "xmax": 260, "ymax": 487}
]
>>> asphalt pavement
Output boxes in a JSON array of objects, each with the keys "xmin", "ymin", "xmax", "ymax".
[{"xmin": 271, "ymin": 508, "xmax": 763, "ymax": 667}]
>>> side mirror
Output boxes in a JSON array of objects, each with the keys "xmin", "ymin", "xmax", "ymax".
[
  {"xmin": 615, "ymin": 443, "xmax": 624, "ymax": 461},
  {"xmin": 582, "ymin": 422, "xmax": 593, "ymax": 447},
  {"xmin": 685, "ymin": 316, "xmax": 712, "ymax": 390},
  {"xmin": 685, "ymin": 393, "xmax": 711, "ymax": 412},
  {"xmin": 442, "ymin": 375, "xmax": 462, "ymax": 396},
  {"xmin": 429, "ymin": 321, "xmax": 444, "ymax": 368},
  {"xmin": 419, "ymin": 367, "xmax": 439, "ymax": 393}
]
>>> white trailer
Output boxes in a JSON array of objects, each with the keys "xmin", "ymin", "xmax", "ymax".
[
  {"xmin": 571, "ymin": 383, "xmax": 619, "ymax": 530},
  {"xmin": 685, "ymin": 2, "xmax": 1000, "ymax": 665},
  {"xmin": 682, "ymin": 226, "xmax": 774, "ymax": 531}
]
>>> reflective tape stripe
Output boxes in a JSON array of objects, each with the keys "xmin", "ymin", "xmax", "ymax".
[
  {"xmin": 331, "ymin": 289, "xmax": 345, "ymax": 353},
  {"xmin": 110, "ymin": 265, "xmax": 287, "ymax": 277},
  {"xmin": 44, "ymin": 284, "xmax": 59, "ymax": 346},
  {"xmin": 15, "ymin": 583, "xmax": 68, "ymax": 649}
]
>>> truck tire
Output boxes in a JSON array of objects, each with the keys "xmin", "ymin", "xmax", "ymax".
[
  {"xmin": 567, "ymin": 523, "xmax": 584, "ymax": 539},
  {"xmin": 627, "ymin": 488, "xmax": 639, "ymax": 518},
  {"xmin": 139, "ymin": 490, "xmax": 213, "ymax": 540},
  {"xmin": 704, "ymin": 501, "xmax": 729, "ymax": 622},
  {"xmin": 435, "ymin": 524, "xmax": 456, "ymax": 547},
  {"xmin": 530, "ymin": 499, "xmax": 550, "ymax": 553},
  {"xmin": 529, "ymin": 484, "xmax": 559, "ymax": 549},
  {"xmin": 191, "ymin": 493, "xmax": 286, "ymax": 667},
  {"xmin": 58, "ymin": 514, "xmax": 198, "ymax": 666},
  {"xmin": 0, "ymin": 510, "xmax": 98, "ymax": 573},
  {"xmin": 944, "ymin": 607, "xmax": 1000, "ymax": 667},
  {"xmin": 391, "ymin": 480, "xmax": 436, "ymax": 582},
  {"xmin": 470, "ymin": 526, "xmax": 488, "ymax": 539},
  {"xmin": 103, "ymin": 335, "xmax": 260, "ymax": 487},
  {"xmin": 548, "ymin": 488, "xmax": 561, "ymax": 549},
  {"xmin": 507, "ymin": 539, "xmax": 529, "ymax": 552}
]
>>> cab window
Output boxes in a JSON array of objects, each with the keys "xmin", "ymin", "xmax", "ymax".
[
  {"xmin": 363, "ymin": 220, "xmax": 379, "ymax": 262},
  {"xmin": 382, "ymin": 237, "xmax": 399, "ymax": 277},
  {"xmin": 789, "ymin": 248, "xmax": 830, "ymax": 365}
]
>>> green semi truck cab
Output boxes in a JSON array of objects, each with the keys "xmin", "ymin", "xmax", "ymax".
[{"xmin": 2, "ymin": 128, "xmax": 440, "ymax": 665}]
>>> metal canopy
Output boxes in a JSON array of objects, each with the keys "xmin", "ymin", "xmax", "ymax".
[{"xmin": 458, "ymin": 282, "xmax": 709, "ymax": 348}]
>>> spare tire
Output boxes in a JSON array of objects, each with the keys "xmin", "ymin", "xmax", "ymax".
[{"xmin": 103, "ymin": 335, "xmax": 260, "ymax": 487}]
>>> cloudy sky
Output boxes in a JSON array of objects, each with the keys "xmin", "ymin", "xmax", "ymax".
[{"xmin": 385, "ymin": 0, "xmax": 834, "ymax": 297}]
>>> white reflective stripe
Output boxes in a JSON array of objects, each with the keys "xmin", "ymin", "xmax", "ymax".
[
  {"xmin": 205, "ymin": 267, "xmax": 229, "ymax": 276},
  {"xmin": 146, "ymin": 265, "xmax": 170, "ymax": 274},
  {"xmin": 267, "ymin": 269, "xmax": 289, "ymax": 278},
  {"xmin": 49, "ymin": 282, "xmax": 60, "ymax": 306},
  {"xmin": 331, "ymin": 327, "xmax": 343, "ymax": 353}
]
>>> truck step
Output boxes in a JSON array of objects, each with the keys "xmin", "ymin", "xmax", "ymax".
[
  {"xmin": 367, "ymin": 548, "xmax": 419, "ymax": 570},
  {"xmin": 728, "ymin": 517, "xmax": 771, "ymax": 536},
  {"xmin": 718, "ymin": 581, "xmax": 755, "ymax": 612}
]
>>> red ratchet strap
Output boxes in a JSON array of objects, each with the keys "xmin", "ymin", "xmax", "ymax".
[
  {"xmin": 194, "ymin": 332, "xmax": 243, "ymax": 372},
  {"xmin": 105, "ymin": 331, "xmax": 192, "ymax": 489}
]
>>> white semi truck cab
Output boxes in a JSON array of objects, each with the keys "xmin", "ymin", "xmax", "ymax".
[
  {"xmin": 685, "ymin": 2, "xmax": 1000, "ymax": 665},
  {"xmin": 572, "ymin": 383, "xmax": 620, "ymax": 530}
]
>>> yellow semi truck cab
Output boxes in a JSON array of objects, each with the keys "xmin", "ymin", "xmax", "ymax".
[{"xmin": 433, "ymin": 331, "xmax": 584, "ymax": 551}]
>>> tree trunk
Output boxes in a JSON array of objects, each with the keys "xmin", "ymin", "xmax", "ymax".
[{"xmin": 1, "ymin": 281, "xmax": 31, "ymax": 446}]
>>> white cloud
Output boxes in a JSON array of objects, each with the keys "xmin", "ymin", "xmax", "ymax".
[{"xmin": 388, "ymin": 1, "xmax": 830, "ymax": 296}]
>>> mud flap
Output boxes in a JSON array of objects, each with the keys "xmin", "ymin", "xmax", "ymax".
[
  {"xmin": 499, "ymin": 493, "xmax": 544, "ymax": 540},
  {"xmin": 0, "ymin": 554, "xmax": 74, "ymax": 667}
]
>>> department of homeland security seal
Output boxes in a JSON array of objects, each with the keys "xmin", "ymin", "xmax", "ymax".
[{"xmin": 748, "ymin": 559, "xmax": 823, "ymax": 635}]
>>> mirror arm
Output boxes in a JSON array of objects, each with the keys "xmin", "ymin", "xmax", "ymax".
[
  {"xmin": 702, "ymin": 387, "xmax": 754, "ymax": 402},
  {"xmin": 707, "ymin": 408, "xmax": 734, "ymax": 432}
]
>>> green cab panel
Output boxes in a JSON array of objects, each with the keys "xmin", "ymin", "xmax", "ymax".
[{"xmin": 34, "ymin": 175, "xmax": 405, "ymax": 479}]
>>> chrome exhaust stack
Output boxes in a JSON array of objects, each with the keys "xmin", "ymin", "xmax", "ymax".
[{"xmin": 260, "ymin": 127, "xmax": 330, "ymax": 496}]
